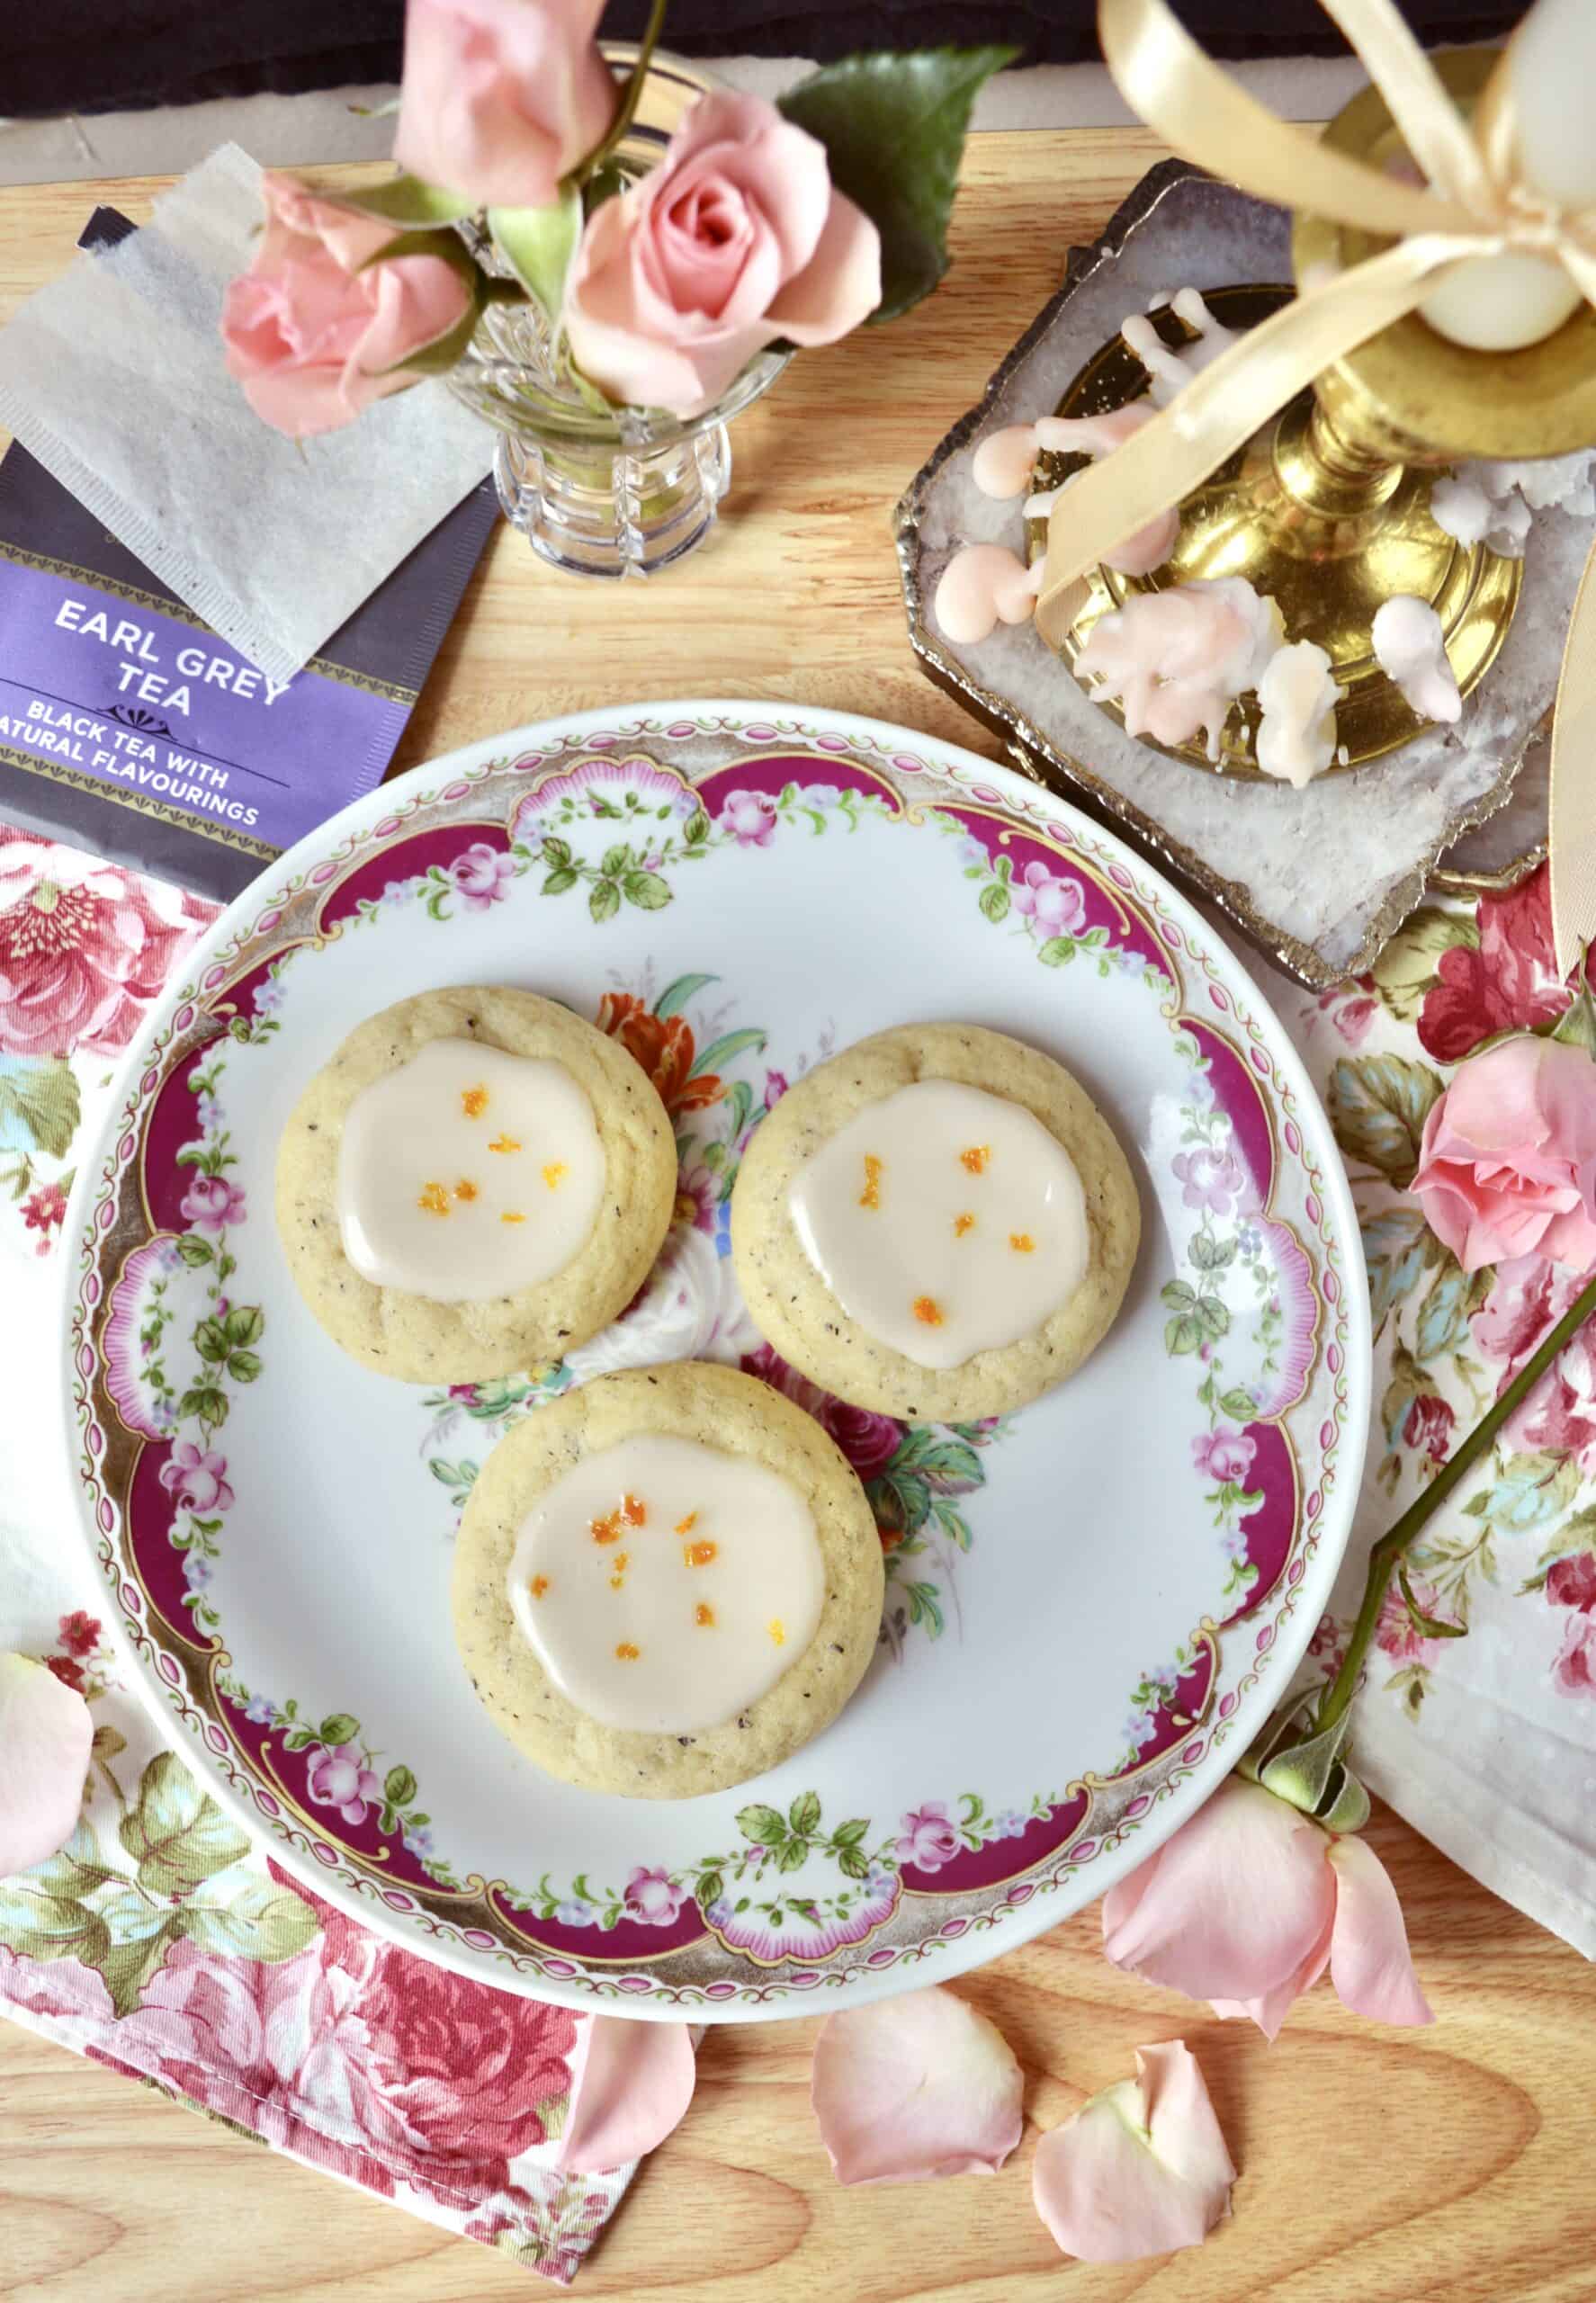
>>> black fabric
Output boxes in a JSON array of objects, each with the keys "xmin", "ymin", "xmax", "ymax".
[{"xmin": 1, "ymin": 1, "xmax": 1523, "ymax": 120}]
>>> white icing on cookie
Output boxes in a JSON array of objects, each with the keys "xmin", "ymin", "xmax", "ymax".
[
  {"xmin": 338, "ymin": 1038, "xmax": 605, "ymax": 1303},
  {"xmin": 507, "ymin": 1434, "xmax": 824, "ymax": 1734},
  {"xmin": 788, "ymin": 1079, "xmax": 1089, "ymax": 1371}
]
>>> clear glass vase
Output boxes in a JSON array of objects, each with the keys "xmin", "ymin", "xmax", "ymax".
[{"xmin": 449, "ymin": 47, "xmax": 789, "ymax": 580}]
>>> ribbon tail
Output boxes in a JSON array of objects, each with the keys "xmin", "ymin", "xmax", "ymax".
[
  {"xmin": 1549, "ymin": 541, "xmax": 1596, "ymax": 979},
  {"xmin": 1314, "ymin": 0, "xmax": 1497, "ymax": 211},
  {"xmin": 1097, "ymin": 0, "xmax": 1481, "ymax": 240},
  {"xmin": 1036, "ymin": 237, "xmax": 1474, "ymax": 644}
]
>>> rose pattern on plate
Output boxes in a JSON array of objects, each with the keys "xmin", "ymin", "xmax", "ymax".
[{"xmin": 67, "ymin": 725, "xmax": 1351, "ymax": 2010}]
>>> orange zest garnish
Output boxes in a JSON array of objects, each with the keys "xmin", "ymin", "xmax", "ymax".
[
  {"xmin": 488, "ymin": 1133, "xmax": 521, "ymax": 1154},
  {"xmin": 461, "ymin": 1085, "xmax": 489, "ymax": 1118},
  {"xmin": 858, "ymin": 1152, "xmax": 883, "ymax": 1211},
  {"xmin": 615, "ymin": 1642, "xmax": 640, "ymax": 1662},
  {"xmin": 501, "ymin": 1211, "xmax": 526, "ymax": 1225},
  {"xmin": 959, "ymin": 1144, "xmax": 991, "ymax": 1174},
  {"xmin": 1009, "ymin": 1232, "xmax": 1036, "ymax": 1253},
  {"xmin": 621, "ymin": 1494, "xmax": 646, "ymax": 1528},
  {"xmin": 590, "ymin": 1510, "xmax": 623, "ymax": 1546},
  {"xmin": 767, "ymin": 1618, "xmax": 786, "ymax": 1646},
  {"xmin": 684, "ymin": 1539, "xmax": 718, "ymax": 1568},
  {"xmin": 912, "ymin": 1295, "xmax": 945, "ymax": 1327},
  {"xmin": 675, "ymin": 1511, "xmax": 699, "ymax": 1536},
  {"xmin": 453, "ymin": 1178, "xmax": 479, "ymax": 1204},
  {"xmin": 417, "ymin": 1180, "xmax": 451, "ymax": 1216},
  {"xmin": 530, "ymin": 1574, "xmax": 549, "ymax": 1599},
  {"xmin": 695, "ymin": 1602, "xmax": 716, "ymax": 1627},
  {"xmin": 953, "ymin": 1212, "xmax": 976, "ymax": 1238},
  {"xmin": 542, "ymin": 1160, "xmax": 569, "ymax": 1190}
]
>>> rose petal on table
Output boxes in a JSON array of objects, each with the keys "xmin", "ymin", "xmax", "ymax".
[
  {"xmin": 811, "ymin": 1986, "xmax": 1024, "ymax": 2183},
  {"xmin": 0, "ymin": 1653, "xmax": 93, "ymax": 1878},
  {"xmin": 1032, "ymin": 2040, "xmax": 1234, "ymax": 2263},
  {"xmin": 555, "ymin": 2016, "xmax": 696, "ymax": 2173},
  {"xmin": 1326, "ymin": 1833, "xmax": 1434, "ymax": 2028},
  {"xmin": 1101, "ymin": 1779, "xmax": 1335, "ymax": 2003}
]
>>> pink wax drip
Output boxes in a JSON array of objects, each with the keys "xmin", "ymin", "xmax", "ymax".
[{"xmin": 933, "ymin": 545, "xmax": 1044, "ymax": 646}]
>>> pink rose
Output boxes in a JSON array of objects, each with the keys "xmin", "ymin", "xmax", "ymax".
[
  {"xmin": 1547, "ymin": 1553, "xmax": 1596, "ymax": 1610},
  {"xmin": 1010, "ymin": 862, "xmax": 1087, "ymax": 936},
  {"xmin": 181, "ymin": 1174, "xmax": 247, "ymax": 1233},
  {"xmin": 894, "ymin": 1801, "xmax": 960, "ymax": 1874},
  {"xmin": 1419, "ymin": 864, "xmax": 1571, "ymax": 1065},
  {"xmin": 1554, "ymin": 1613, "xmax": 1596, "ymax": 1696},
  {"xmin": 564, "ymin": 90, "xmax": 881, "ymax": 418},
  {"xmin": 1375, "ymin": 1574, "xmax": 1444, "ymax": 1664},
  {"xmin": 1102, "ymin": 1778, "xmax": 1431, "ymax": 2038},
  {"xmin": 1401, "ymin": 1393, "xmax": 1455, "ymax": 1465},
  {"xmin": 451, "ymin": 841, "xmax": 516, "ymax": 908},
  {"xmin": 716, "ymin": 789, "xmax": 779, "ymax": 848},
  {"xmin": 740, "ymin": 1344, "xmax": 903, "ymax": 1481},
  {"xmin": 1170, "ymin": 1144, "xmax": 1249, "ymax": 1216},
  {"xmin": 306, "ymin": 1742, "xmax": 384, "ymax": 1826},
  {"xmin": 394, "ymin": 0, "xmax": 615, "ymax": 211},
  {"xmin": 158, "ymin": 1442, "xmax": 235, "ymax": 1515},
  {"xmin": 222, "ymin": 174, "xmax": 473, "ymax": 439},
  {"xmin": 1191, "ymin": 1426, "xmax": 1255, "ymax": 1484},
  {"xmin": 622, "ymin": 1866, "xmax": 686, "ymax": 1927},
  {"xmin": 1412, "ymin": 1037, "xmax": 1596, "ymax": 1273},
  {"xmin": 0, "ymin": 837, "xmax": 206, "ymax": 1060}
]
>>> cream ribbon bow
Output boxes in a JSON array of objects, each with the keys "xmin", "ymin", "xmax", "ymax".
[{"xmin": 1035, "ymin": 0, "xmax": 1596, "ymax": 973}]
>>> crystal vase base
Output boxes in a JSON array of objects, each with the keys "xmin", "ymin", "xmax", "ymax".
[{"xmin": 492, "ymin": 424, "xmax": 731, "ymax": 580}]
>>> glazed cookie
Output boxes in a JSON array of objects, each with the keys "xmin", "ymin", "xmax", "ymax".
[
  {"xmin": 452, "ymin": 1362, "xmax": 884, "ymax": 1798},
  {"xmin": 731, "ymin": 1022, "xmax": 1140, "ymax": 1421},
  {"xmin": 275, "ymin": 987, "xmax": 677, "ymax": 1384}
]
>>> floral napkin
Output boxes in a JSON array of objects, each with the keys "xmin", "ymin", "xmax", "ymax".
[
  {"xmin": 1283, "ymin": 863, "xmax": 1596, "ymax": 1957},
  {"xmin": 0, "ymin": 825, "xmax": 632, "ymax": 2282}
]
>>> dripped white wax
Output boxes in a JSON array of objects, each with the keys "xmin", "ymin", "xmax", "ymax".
[
  {"xmin": 1255, "ymin": 641, "xmax": 1340, "ymax": 788},
  {"xmin": 1074, "ymin": 578, "xmax": 1284, "ymax": 761},
  {"xmin": 337, "ymin": 1039, "xmax": 605, "ymax": 1303},
  {"xmin": 1121, "ymin": 290, "xmax": 1238, "ymax": 407},
  {"xmin": 971, "ymin": 402, "xmax": 1179, "ymax": 578},
  {"xmin": 1371, "ymin": 596, "xmax": 1462, "ymax": 723},
  {"xmin": 507, "ymin": 1434, "xmax": 824, "ymax": 1735},
  {"xmin": 788, "ymin": 1080, "xmax": 1089, "ymax": 1372}
]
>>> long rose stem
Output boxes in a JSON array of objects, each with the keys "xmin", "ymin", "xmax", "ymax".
[{"xmin": 1312, "ymin": 1260, "xmax": 1596, "ymax": 1739}]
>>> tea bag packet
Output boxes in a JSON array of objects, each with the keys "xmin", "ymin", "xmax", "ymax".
[
  {"xmin": 0, "ymin": 145, "xmax": 495, "ymax": 685},
  {"xmin": 0, "ymin": 179, "xmax": 499, "ymax": 901}
]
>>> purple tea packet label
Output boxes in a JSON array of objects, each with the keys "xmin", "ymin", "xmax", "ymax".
[{"xmin": 0, "ymin": 554, "xmax": 410, "ymax": 861}]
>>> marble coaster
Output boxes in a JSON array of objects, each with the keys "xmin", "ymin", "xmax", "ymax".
[{"xmin": 894, "ymin": 162, "xmax": 1590, "ymax": 986}]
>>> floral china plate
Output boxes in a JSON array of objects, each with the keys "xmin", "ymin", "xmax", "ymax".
[{"xmin": 61, "ymin": 702, "xmax": 1367, "ymax": 2019}]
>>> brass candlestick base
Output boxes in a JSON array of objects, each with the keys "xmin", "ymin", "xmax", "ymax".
[{"xmin": 1043, "ymin": 49, "xmax": 1596, "ymax": 778}]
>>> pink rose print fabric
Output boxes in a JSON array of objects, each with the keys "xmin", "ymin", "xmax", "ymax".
[
  {"xmin": 0, "ymin": 830, "xmax": 647, "ymax": 2278},
  {"xmin": 1301, "ymin": 861, "xmax": 1596, "ymax": 1956}
]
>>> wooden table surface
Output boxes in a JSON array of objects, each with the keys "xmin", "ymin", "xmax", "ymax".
[{"xmin": 4, "ymin": 131, "xmax": 1595, "ymax": 2303}]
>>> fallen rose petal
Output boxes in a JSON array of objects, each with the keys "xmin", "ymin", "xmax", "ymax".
[
  {"xmin": 1033, "ymin": 2040, "xmax": 1234, "ymax": 2263},
  {"xmin": 1101, "ymin": 1779, "xmax": 1334, "ymax": 2004},
  {"xmin": 1325, "ymin": 1833, "xmax": 1434, "ymax": 2028},
  {"xmin": 811, "ymin": 1985, "xmax": 1024, "ymax": 2183},
  {"xmin": 556, "ymin": 2016, "xmax": 695, "ymax": 2173},
  {"xmin": 0, "ymin": 1653, "xmax": 93, "ymax": 1877}
]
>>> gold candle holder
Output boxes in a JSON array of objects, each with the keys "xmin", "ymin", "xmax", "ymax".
[{"xmin": 1048, "ymin": 49, "xmax": 1596, "ymax": 775}]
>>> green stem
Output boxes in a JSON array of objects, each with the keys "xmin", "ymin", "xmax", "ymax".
[
  {"xmin": 1314, "ymin": 1259, "xmax": 1596, "ymax": 1738},
  {"xmin": 575, "ymin": 0, "xmax": 670, "ymax": 186}
]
